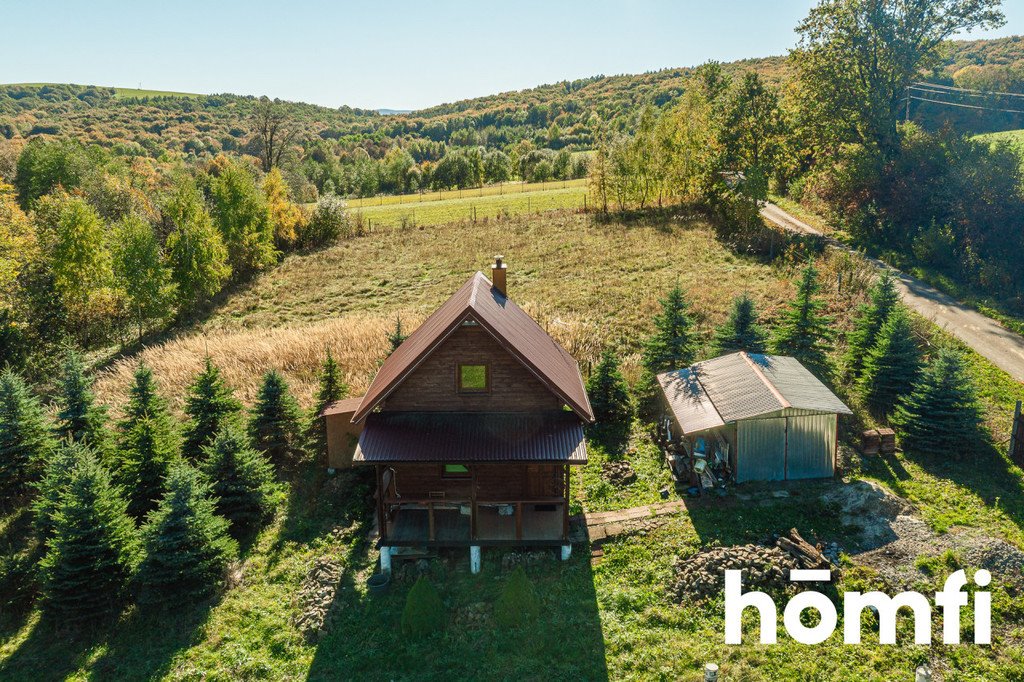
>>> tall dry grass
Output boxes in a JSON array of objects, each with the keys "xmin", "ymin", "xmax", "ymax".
[{"xmin": 95, "ymin": 313, "xmax": 419, "ymax": 419}]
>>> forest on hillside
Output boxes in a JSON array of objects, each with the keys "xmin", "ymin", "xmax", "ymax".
[
  {"xmin": 1, "ymin": 6, "xmax": 1023, "ymax": 381},
  {"xmin": 1, "ymin": 35, "xmax": 1023, "ymax": 202}
]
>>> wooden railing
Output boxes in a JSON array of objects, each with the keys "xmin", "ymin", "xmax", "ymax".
[{"xmin": 383, "ymin": 496, "xmax": 567, "ymax": 542}]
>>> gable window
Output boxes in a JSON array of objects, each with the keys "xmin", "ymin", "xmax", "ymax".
[
  {"xmin": 442, "ymin": 463, "xmax": 470, "ymax": 478},
  {"xmin": 458, "ymin": 364, "xmax": 489, "ymax": 392}
]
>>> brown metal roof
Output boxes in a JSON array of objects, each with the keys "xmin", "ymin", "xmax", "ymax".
[
  {"xmin": 352, "ymin": 411, "xmax": 588, "ymax": 464},
  {"xmin": 319, "ymin": 395, "xmax": 365, "ymax": 417},
  {"xmin": 352, "ymin": 272, "xmax": 593, "ymax": 422}
]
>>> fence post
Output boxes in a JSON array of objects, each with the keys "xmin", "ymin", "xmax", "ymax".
[{"xmin": 1011, "ymin": 400, "xmax": 1022, "ymax": 464}]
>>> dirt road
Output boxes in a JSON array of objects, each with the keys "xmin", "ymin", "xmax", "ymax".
[{"xmin": 761, "ymin": 202, "xmax": 1024, "ymax": 383}]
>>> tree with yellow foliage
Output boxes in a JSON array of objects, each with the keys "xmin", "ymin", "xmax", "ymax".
[
  {"xmin": 0, "ymin": 183, "xmax": 38, "ymax": 308},
  {"xmin": 262, "ymin": 168, "xmax": 305, "ymax": 250}
]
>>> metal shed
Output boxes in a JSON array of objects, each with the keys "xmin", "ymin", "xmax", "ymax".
[{"xmin": 657, "ymin": 352, "xmax": 852, "ymax": 483}]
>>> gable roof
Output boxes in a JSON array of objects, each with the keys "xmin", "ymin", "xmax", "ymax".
[
  {"xmin": 319, "ymin": 395, "xmax": 365, "ymax": 417},
  {"xmin": 352, "ymin": 272, "xmax": 593, "ymax": 422},
  {"xmin": 657, "ymin": 352, "xmax": 851, "ymax": 435}
]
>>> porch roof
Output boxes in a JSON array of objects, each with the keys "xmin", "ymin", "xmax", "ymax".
[{"xmin": 353, "ymin": 411, "xmax": 587, "ymax": 464}]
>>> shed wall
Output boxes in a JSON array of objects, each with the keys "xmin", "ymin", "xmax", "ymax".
[
  {"xmin": 785, "ymin": 413, "xmax": 837, "ymax": 479},
  {"xmin": 737, "ymin": 418, "xmax": 787, "ymax": 483}
]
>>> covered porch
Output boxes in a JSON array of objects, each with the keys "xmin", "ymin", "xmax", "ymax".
[{"xmin": 354, "ymin": 411, "xmax": 587, "ymax": 555}]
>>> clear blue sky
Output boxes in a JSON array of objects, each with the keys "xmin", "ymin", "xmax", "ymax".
[{"xmin": 2, "ymin": 0, "xmax": 1022, "ymax": 111}]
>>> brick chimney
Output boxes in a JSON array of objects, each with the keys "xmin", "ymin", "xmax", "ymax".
[{"xmin": 491, "ymin": 255, "xmax": 507, "ymax": 296}]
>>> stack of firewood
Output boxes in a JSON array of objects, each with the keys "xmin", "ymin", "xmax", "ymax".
[{"xmin": 776, "ymin": 528, "xmax": 830, "ymax": 570}]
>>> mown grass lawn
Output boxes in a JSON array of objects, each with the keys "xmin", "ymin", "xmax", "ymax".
[{"xmin": 3, "ymin": 209, "xmax": 1024, "ymax": 680}]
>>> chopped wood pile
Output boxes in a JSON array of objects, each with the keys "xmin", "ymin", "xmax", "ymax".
[
  {"xmin": 671, "ymin": 529, "xmax": 833, "ymax": 602},
  {"xmin": 776, "ymin": 528, "xmax": 831, "ymax": 570}
]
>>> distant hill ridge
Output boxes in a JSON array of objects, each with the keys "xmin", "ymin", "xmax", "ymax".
[{"xmin": 1, "ymin": 35, "xmax": 1020, "ymax": 156}]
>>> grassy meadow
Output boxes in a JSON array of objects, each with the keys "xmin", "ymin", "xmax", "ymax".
[
  {"xmin": 3, "ymin": 209, "xmax": 1024, "ymax": 680},
  {"xmin": 346, "ymin": 180, "xmax": 590, "ymax": 229}
]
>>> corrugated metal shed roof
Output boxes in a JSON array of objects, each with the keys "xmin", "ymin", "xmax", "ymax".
[
  {"xmin": 656, "ymin": 369, "xmax": 724, "ymax": 434},
  {"xmin": 352, "ymin": 411, "xmax": 587, "ymax": 464},
  {"xmin": 352, "ymin": 272, "xmax": 593, "ymax": 423},
  {"xmin": 658, "ymin": 352, "xmax": 851, "ymax": 433},
  {"xmin": 319, "ymin": 395, "xmax": 365, "ymax": 417}
]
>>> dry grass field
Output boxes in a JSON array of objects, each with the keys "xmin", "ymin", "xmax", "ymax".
[{"xmin": 95, "ymin": 211, "xmax": 798, "ymax": 417}]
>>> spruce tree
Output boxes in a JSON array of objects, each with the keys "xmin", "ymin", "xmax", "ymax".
[
  {"xmin": 135, "ymin": 463, "xmax": 237, "ymax": 606},
  {"xmin": 642, "ymin": 283, "xmax": 696, "ymax": 374},
  {"xmin": 713, "ymin": 294, "xmax": 768, "ymax": 356},
  {"xmin": 305, "ymin": 349, "xmax": 349, "ymax": 458},
  {"xmin": 248, "ymin": 370, "xmax": 302, "ymax": 469},
  {"xmin": 39, "ymin": 453, "xmax": 139, "ymax": 624},
  {"xmin": 117, "ymin": 364, "xmax": 180, "ymax": 521},
  {"xmin": 586, "ymin": 349, "xmax": 633, "ymax": 450},
  {"xmin": 844, "ymin": 270, "xmax": 900, "ymax": 380},
  {"xmin": 387, "ymin": 316, "xmax": 408, "ymax": 354},
  {"xmin": 182, "ymin": 357, "xmax": 242, "ymax": 459},
  {"xmin": 857, "ymin": 307, "xmax": 921, "ymax": 417},
  {"xmin": 892, "ymin": 347, "xmax": 984, "ymax": 457},
  {"xmin": 0, "ymin": 369, "xmax": 55, "ymax": 494},
  {"xmin": 772, "ymin": 262, "xmax": 833, "ymax": 377},
  {"xmin": 201, "ymin": 425, "xmax": 275, "ymax": 531},
  {"xmin": 33, "ymin": 442, "xmax": 88, "ymax": 541},
  {"xmin": 494, "ymin": 566, "xmax": 540, "ymax": 629},
  {"xmin": 55, "ymin": 348, "xmax": 110, "ymax": 451}
]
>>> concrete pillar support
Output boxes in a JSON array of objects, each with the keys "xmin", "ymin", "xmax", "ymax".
[
  {"xmin": 380, "ymin": 546, "xmax": 392, "ymax": 575},
  {"xmin": 561, "ymin": 544, "xmax": 572, "ymax": 561},
  {"xmin": 470, "ymin": 546, "xmax": 482, "ymax": 574}
]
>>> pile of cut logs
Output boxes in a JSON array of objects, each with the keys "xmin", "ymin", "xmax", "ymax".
[{"xmin": 776, "ymin": 528, "xmax": 831, "ymax": 570}]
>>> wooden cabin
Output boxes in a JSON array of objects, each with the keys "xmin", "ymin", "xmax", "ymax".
[
  {"xmin": 657, "ymin": 352, "xmax": 851, "ymax": 485},
  {"xmin": 324, "ymin": 258, "xmax": 593, "ymax": 573}
]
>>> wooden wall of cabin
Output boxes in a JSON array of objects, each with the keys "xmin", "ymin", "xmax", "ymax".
[
  {"xmin": 325, "ymin": 412, "xmax": 363, "ymax": 469},
  {"xmin": 382, "ymin": 463, "xmax": 567, "ymax": 501},
  {"xmin": 381, "ymin": 325, "xmax": 563, "ymax": 413}
]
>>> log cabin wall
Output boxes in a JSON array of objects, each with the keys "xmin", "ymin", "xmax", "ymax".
[
  {"xmin": 381, "ymin": 325, "xmax": 563, "ymax": 413},
  {"xmin": 385, "ymin": 463, "xmax": 565, "ymax": 500}
]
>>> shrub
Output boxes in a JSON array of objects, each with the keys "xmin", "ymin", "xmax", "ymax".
[
  {"xmin": 494, "ymin": 566, "xmax": 540, "ymax": 629},
  {"xmin": 300, "ymin": 194, "xmax": 349, "ymax": 248},
  {"xmin": 135, "ymin": 463, "xmax": 237, "ymax": 606},
  {"xmin": 401, "ymin": 576, "xmax": 444, "ymax": 639}
]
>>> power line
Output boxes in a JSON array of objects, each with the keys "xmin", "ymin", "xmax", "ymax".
[
  {"xmin": 910, "ymin": 81, "xmax": 1024, "ymax": 100},
  {"xmin": 905, "ymin": 94, "xmax": 1024, "ymax": 116},
  {"xmin": 909, "ymin": 85, "xmax": 1024, "ymax": 103}
]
